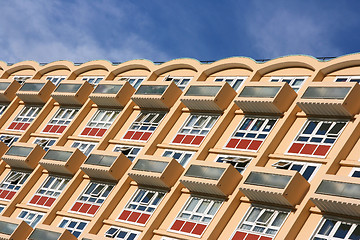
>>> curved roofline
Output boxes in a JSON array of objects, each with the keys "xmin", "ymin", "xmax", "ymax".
[
  {"xmin": 72, "ymin": 60, "xmax": 113, "ymax": 76},
  {"xmin": 110, "ymin": 59, "xmax": 154, "ymax": 76},
  {"xmin": 320, "ymin": 53, "xmax": 360, "ymax": 75},
  {"xmin": 153, "ymin": 58, "xmax": 201, "ymax": 75},
  {"xmin": 4, "ymin": 60, "xmax": 39, "ymax": 75},
  {"xmin": 202, "ymin": 57, "xmax": 257, "ymax": 75}
]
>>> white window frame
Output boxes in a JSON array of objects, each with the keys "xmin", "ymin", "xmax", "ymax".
[
  {"xmin": 0, "ymin": 170, "xmax": 30, "ymax": 197},
  {"xmin": 0, "ymin": 205, "xmax": 5, "ymax": 214},
  {"xmin": 113, "ymin": 145, "xmax": 142, "ymax": 161},
  {"xmin": 350, "ymin": 167, "xmax": 360, "ymax": 178},
  {"xmin": 162, "ymin": 149, "xmax": 195, "ymax": 167},
  {"xmin": 105, "ymin": 226, "xmax": 140, "ymax": 240},
  {"xmin": 33, "ymin": 137, "xmax": 56, "ymax": 151},
  {"xmin": 163, "ymin": 76, "xmax": 192, "ymax": 91},
  {"xmin": 70, "ymin": 182, "xmax": 114, "ymax": 216},
  {"xmin": 58, "ymin": 217, "xmax": 89, "ymax": 238},
  {"xmin": 311, "ymin": 217, "xmax": 360, "ymax": 240},
  {"xmin": 0, "ymin": 134, "xmax": 20, "ymax": 146},
  {"xmin": 272, "ymin": 160, "xmax": 320, "ymax": 182},
  {"xmin": 70, "ymin": 141, "xmax": 97, "ymax": 156},
  {"xmin": 270, "ymin": 76, "xmax": 307, "ymax": 92},
  {"xmin": 123, "ymin": 111, "xmax": 166, "ymax": 141},
  {"xmin": 45, "ymin": 75, "xmax": 67, "ymax": 86},
  {"xmin": 81, "ymin": 76, "xmax": 104, "ymax": 85},
  {"xmin": 169, "ymin": 196, "xmax": 223, "ymax": 237},
  {"xmin": 80, "ymin": 109, "xmax": 120, "ymax": 138},
  {"xmin": 8, "ymin": 106, "xmax": 42, "ymax": 131},
  {"xmin": 118, "ymin": 188, "xmax": 166, "ymax": 226},
  {"xmin": 232, "ymin": 205, "xmax": 290, "ymax": 239},
  {"xmin": 17, "ymin": 210, "xmax": 44, "ymax": 228},
  {"xmin": 29, "ymin": 175, "xmax": 69, "ymax": 208},
  {"xmin": 13, "ymin": 75, "xmax": 32, "ymax": 85},
  {"xmin": 215, "ymin": 155, "xmax": 252, "ymax": 174},
  {"xmin": 224, "ymin": 117, "xmax": 278, "ymax": 151},
  {"xmin": 172, "ymin": 114, "xmax": 219, "ymax": 146},
  {"xmin": 42, "ymin": 108, "xmax": 79, "ymax": 134},
  {"xmin": 118, "ymin": 76, "xmax": 145, "ymax": 89},
  {"xmin": 334, "ymin": 76, "xmax": 360, "ymax": 83},
  {"xmin": 214, "ymin": 76, "xmax": 246, "ymax": 91},
  {"xmin": 286, "ymin": 119, "xmax": 348, "ymax": 158},
  {"xmin": 0, "ymin": 105, "xmax": 7, "ymax": 116}
]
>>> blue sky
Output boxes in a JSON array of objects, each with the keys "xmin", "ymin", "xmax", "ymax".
[{"xmin": 2, "ymin": 0, "xmax": 360, "ymax": 63}]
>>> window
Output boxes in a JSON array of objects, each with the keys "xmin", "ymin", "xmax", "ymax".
[
  {"xmin": 225, "ymin": 117, "xmax": 277, "ymax": 152},
  {"xmin": 0, "ymin": 170, "xmax": 29, "ymax": 201},
  {"xmin": 230, "ymin": 206, "xmax": 289, "ymax": 240},
  {"xmin": 118, "ymin": 188, "xmax": 165, "ymax": 226},
  {"xmin": 71, "ymin": 141, "xmax": 97, "ymax": 156},
  {"xmin": 311, "ymin": 218, "xmax": 360, "ymax": 240},
  {"xmin": 272, "ymin": 160, "xmax": 320, "ymax": 181},
  {"xmin": 162, "ymin": 149, "xmax": 194, "ymax": 167},
  {"xmin": 350, "ymin": 167, "xmax": 360, "ymax": 178},
  {"xmin": 0, "ymin": 205, "xmax": 5, "ymax": 213},
  {"xmin": 215, "ymin": 155, "xmax": 252, "ymax": 174},
  {"xmin": 113, "ymin": 145, "xmax": 142, "ymax": 161},
  {"xmin": 270, "ymin": 76, "xmax": 307, "ymax": 92},
  {"xmin": 70, "ymin": 182, "xmax": 113, "ymax": 216},
  {"xmin": 17, "ymin": 210, "xmax": 44, "ymax": 228},
  {"xmin": 214, "ymin": 76, "xmax": 246, "ymax": 91},
  {"xmin": 7, "ymin": 106, "xmax": 41, "ymax": 131},
  {"xmin": 105, "ymin": 226, "xmax": 140, "ymax": 240},
  {"xmin": 29, "ymin": 176, "xmax": 69, "ymax": 208},
  {"xmin": 45, "ymin": 76, "xmax": 66, "ymax": 86},
  {"xmin": 335, "ymin": 76, "xmax": 360, "ymax": 83},
  {"xmin": 13, "ymin": 75, "xmax": 31, "ymax": 85},
  {"xmin": 43, "ymin": 108, "xmax": 79, "ymax": 134},
  {"xmin": 287, "ymin": 120, "xmax": 347, "ymax": 158},
  {"xmin": 0, "ymin": 135, "xmax": 19, "ymax": 147},
  {"xmin": 163, "ymin": 76, "xmax": 192, "ymax": 91},
  {"xmin": 123, "ymin": 112, "xmax": 166, "ymax": 142},
  {"xmin": 169, "ymin": 196, "xmax": 222, "ymax": 237},
  {"xmin": 58, "ymin": 217, "xmax": 89, "ymax": 238},
  {"xmin": 118, "ymin": 77, "xmax": 145, "ymax": 89},
  {"xmin": 80, "ymin": 109, "xmax": 120, "ymax": 137},
  {"xmin": 0, "ymin": 105, "xmax": 7, "ymax": 116},
  {"xmin": 81, "ymin": 76, "xmax": 104, "ymax": 85},
  {"xmin": 172, "ymin": 114, "xmax": 219, "ymax": 146},
  {"xmin": 33, "ymin": 138, "xmax": 56, "ymax": 151}
]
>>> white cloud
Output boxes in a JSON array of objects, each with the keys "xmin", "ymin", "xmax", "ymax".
[
  {"xmin": 0, "ymin": 0, "xmax": 169, "ymax": 63},
  {"xmin": 245, "ymin": 2, "xmax": 342, "ymax": 58}
]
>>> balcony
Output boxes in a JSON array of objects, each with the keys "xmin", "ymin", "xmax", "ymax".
[
  {"xmin": 180, "ymin": 82, "xmax": 236, "ymax": 111},
  {"xmin": 131, "ymin": 82, "xmax": 182, "ymax": 110},
  {"xmin": 128, "ymin": 155, "xmax": 184, "ymax": 189},
  {"xmin": 80, "ymin": 150, "xmax": 132, "ymax": 181},
  {"xmin": 0, "ymin": 80, "xmax": 21, "ymax": 103},
  {"xmin": 51, "ymin": 81, "xmax": 94, "ymax": 106},
  {"xmin": 39, "ymin": 147, "xmax": 86, "ymax": 175},
  {"xmin": 89, "ymin": 81, "xmax": 135, "ymax": 108},
  {"xmin": 234, "ymin": 82, "xmax": 297, "ymax": 114},
  {"xmin": 2, "ymin": 143, "xmax": 45, "ymax": 170},
  {"xmin": 180, "ymin": 160, "xmax": 241, "ymax": 197},
  {"xmin": 239, "ymin": 167, "xmax": 309, "ymax": 206},
  {"xmin": 0, "ymin": 216, "xmax": 32, "ymax": 240},
  {"xmin": 310, "ymin": 175, "xmax": 360, "ymax": 217},
  {"xmin": 16, "ymin": 80, "xmax": 55, "ymax": 104},
  {"xmin": 28, "ymin": 224, "xmax": 77, "ymax": 240},
  {"xmin": 297, "ymin": 82, "xmax": 360, "ymax": 117}
]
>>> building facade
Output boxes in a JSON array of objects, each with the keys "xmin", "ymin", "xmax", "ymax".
[{"xmin": 0, "ymin": 55, "xmax": 358, "ymax": 239}]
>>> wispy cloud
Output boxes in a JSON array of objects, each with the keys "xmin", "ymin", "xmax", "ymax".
[
  {"xmin": 0, "ymin": 0, "xmax": 169, "ymax": 63},
  {"xmin": 244, "ymin": 1, "xmax": 345, "ymax": 58}
]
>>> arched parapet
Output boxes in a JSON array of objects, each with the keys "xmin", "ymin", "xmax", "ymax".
[
  {"xmin": 68, "ymin": 60, "xmax": 113, "ymax": 80},
  {"xmin": 202, "ymin": 57, "xmax": 257, "ymax": 76},
  {"xmin": 257, "ymin": 55, "xmax": 318, "ymax": 77},
  {"xmin": 153, "ymin": 58, "xmax": 200, "ymax": 76},
  {"xmin": 109, "ymin": 59, "xmax": 154, "ymax": 79},
  {"xmin": 319, "ymin": 53, "xmax": 360, "ymax": 75},
  {"xmin": 0, "ymin": 61, "xmax": 8, "ymax": 72},
  {"xmin": 1, "ymin": 60, "xmax": 40, "ymax": 79},
  {"xmin": 33, "ymin": 60, "xmax": 74, "ymax": 79}
]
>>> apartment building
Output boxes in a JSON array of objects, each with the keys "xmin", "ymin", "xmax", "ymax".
[{"xmin": 0, "ymin": 55, "xmax": 358, "ymax": 240}]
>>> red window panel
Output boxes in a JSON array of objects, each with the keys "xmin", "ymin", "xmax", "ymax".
[
  {"xmin": 70, "ymin": 201, "xmax": 101, "ymax": 216},
  {"xmin": 170, "ymin": 220, "xmax": 208, "ymax": 236},
  {"xmin": 0, "ymin": 190, "xmax": 16, "ymax": 200},
  {"xmin": 29, "ymin": 195, "xmax": 57, "ymax": 208},
  {"xmin": 172, "ymin": 134, "xmax": 205, "ymax": 146},
  {"xmin": 123, "ymin": 130, "xmax": 153, "ymax": 141}
]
